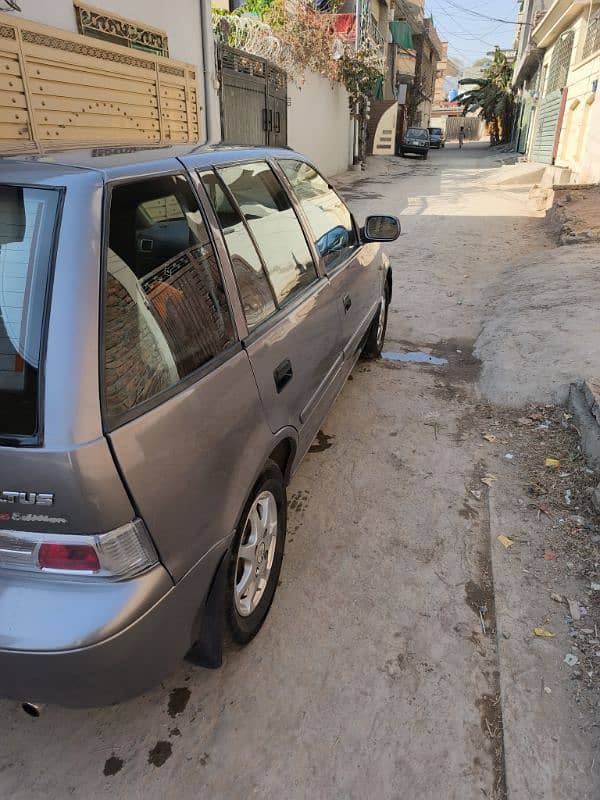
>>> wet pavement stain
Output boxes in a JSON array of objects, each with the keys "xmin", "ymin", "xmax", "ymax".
[
  {"xmin": 382, "ymin": 350, "xmax": 449, "ymax": 366},
  {"xmin": 199, "ymin": 752, "xmax": 210, "ymax": 766},
  {"xmin": 169, "ymin": 727, "xmax": 181, "ymax": 737},
  {"xmin": 309, "ymin": 431, "xmax": 334, "ymax": 453},
  {"xmin": 168, "ymin": 686, "xmax": 190, "ymax": 718},
  {"xmin": 103, "ymin": 755, "xmax": 123, "ymax": 777},
  {"xmin": 148, "ymin": 741, "xmax": 172, "ymax": 768}
]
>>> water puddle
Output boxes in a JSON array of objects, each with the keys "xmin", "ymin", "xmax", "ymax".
[{"xmin": 381, "ymin": 350, "xmax": 448, "ymax": 366}]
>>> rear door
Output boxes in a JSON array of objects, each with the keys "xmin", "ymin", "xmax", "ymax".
[
  {"xmin": 196, "ymin": 161, "xmax": 343, "ymax": 456},
  {"xmin": 277, "ymin": 158, "xmax": 383, "ymax": 362},
  {"xmin": 101, "ymin": 171, "xmax": 271, "ymax": 580}
]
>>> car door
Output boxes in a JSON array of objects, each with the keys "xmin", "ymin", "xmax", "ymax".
[
  {"xmin": 195, "ymin": 160, "xmax": 343, "ymax": 457},
  {"xmin": 276, "ymin": 158, "xmax": 384, "ymax": 363},
  {"xmin": 101, "ymin": 170, "xmax": 274, "ymax": 580}
]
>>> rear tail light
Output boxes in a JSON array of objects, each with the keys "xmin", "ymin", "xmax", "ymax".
[
  {"xmin": 38, "ymin": 542, "xmax": 101, "ymax": 572},
  {"xmin": 0, "ymin": 519, "xmax": 158, "ymax": 579}
]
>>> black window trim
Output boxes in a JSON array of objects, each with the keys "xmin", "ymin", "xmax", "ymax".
[
  {"xmin": 198, "ymin": 166, "xmax": 280, "ymax": 321},
  {"xmin": 272, "ymin": 156, "xmax": 361, "ymax": 278},
  {"xmin": 99, "ymin": 170, "xmax": 240, "ymax": 432},
  {"xmin": 0, "ymin": 182, "xmax": 66, "ymax": 449}
]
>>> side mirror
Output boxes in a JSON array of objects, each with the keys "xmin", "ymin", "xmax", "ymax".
[{"xmin": 362, "ymin": 215, "xmax": 401, "ymax": 242}]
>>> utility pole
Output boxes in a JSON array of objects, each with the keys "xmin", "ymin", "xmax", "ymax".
[{"xmin": 353, "ymin": 0, "xmax": 362, "ymax": 165}]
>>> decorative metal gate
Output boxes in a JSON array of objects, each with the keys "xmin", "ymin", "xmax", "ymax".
[
  {"xmin": 532, "ymin": 30, "xmax": 574, "ymax": 164},
  {"xmin": 218, "ymin": 45, "xmax": 287, "ymax": 147}
]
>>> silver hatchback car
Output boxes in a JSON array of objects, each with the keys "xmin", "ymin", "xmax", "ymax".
[{"xmin": 0, "ymin": 145, "xmax": 399, "ymax": 707}]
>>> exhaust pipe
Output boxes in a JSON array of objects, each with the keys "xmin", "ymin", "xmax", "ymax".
[{"xmin": 21, "ymin": 702, "xmax": 45, "ymax": 718}]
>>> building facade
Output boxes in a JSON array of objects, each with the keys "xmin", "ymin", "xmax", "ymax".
[
  {"xmin": 514, "ymin": 0, "xmax": 600, "ymax": 183},
  {"xmin": 0, "ymin": 0, "xmax": 217, "ymax": 153},
  {"xmin": 392, "ymin": 0, "xmax": 443, "ymax": 128}
]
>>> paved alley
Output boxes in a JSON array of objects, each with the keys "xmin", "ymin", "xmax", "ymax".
[{"xmin": 0, "ymin": 144, "xmax": 596, "ymax": 800}]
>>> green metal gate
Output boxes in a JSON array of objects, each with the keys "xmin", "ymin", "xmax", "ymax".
[
  {"xmin": 515, "ymin": 95, "xmax": 533, "ymax": 154},
  {"xmin": 532, "ymin": 30, "xmax": 574, "ymax": 164}
]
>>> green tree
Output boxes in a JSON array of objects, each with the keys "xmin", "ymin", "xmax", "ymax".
[{"xmin": 456, "ymin": 48, "xmax": 515, "ymax": 145}]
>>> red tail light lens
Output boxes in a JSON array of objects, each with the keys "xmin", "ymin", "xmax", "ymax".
[{"xmin": 38, "ymin": 543, "xmax": 100, "ymax": 572}]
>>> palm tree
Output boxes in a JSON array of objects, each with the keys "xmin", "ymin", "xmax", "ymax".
[{"xmin": 456, "ymin": 48, "xmax": 515, "ymax": 145}]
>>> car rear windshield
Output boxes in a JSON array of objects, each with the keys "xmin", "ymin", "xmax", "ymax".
[
  {"xmin": 0, "ymin": 185, "xmax": 60, "ymax": 441},
  {"xmin": 429, "ymin": 128, "xmax": 443, "ymax": 135},
  {"xmin": 406, "ymin": 128, "xmax": 428, "ymax": 140}
]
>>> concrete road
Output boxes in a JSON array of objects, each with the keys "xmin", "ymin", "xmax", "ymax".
[{"xmin": 0, "ymin": 144, "xmax": 549, "ymax": 799}]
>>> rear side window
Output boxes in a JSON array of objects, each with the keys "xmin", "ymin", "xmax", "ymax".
[
  {"xmin": 278, "ymin": 160, "xmax": 357, "ymax": 271},
  {"xmin": 103, "ymin": 175, "xmax": 234, "ymax": 422},
  {"xmin": 198, "ymin": 169, "xmax": 276, "ymax": 331},
  {"xmin": 217, "ymin": 161, "xmax": 317, "ymax": 306},
  {"xmin": 0, "ymin": 185, "xmax": 60, "ymax": 441}
]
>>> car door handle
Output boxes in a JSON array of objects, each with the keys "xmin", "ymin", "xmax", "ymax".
[
  {"xmin": 274, "ymin": 358, "xmax": 293, "ymax": 393},
  {"xmin": 343, "ymin": 294, "xmax": 352, "ymax": 313}
]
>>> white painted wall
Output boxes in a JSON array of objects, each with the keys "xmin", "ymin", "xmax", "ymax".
[
  {"xmin": 538, "ymin": 11, "xmax": 600, "ymax": 183},
  {"xmin": 288, "ymin": 71, "xmax": 353, "ymax": 177}
]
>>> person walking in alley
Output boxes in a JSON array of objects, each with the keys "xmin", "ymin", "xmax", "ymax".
[{"xmin": 458, "ymin": 126, "xmax": 465, "ymax": 149}]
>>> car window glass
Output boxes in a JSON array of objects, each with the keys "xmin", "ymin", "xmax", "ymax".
[
  {"xmin": 104, "ymin": 174, "xmax": 234, "ymax": 421},
  {"xmin": 0, "ymin": 186, "xmax": 60, "ymax": 438},
  {"xmin": 406, "ymin": 128, "xmax": 428, "ymax": 140},
  {"xmin": 198, "ymin": 169, "xmax": 276, "ymax": 331},
  {"xmin": 278, "ymin": 159, "xmax": 357, "ymax": 272},
  {"xmin": 217, "ymin": 162, "xmax": 317, "ymax": 306}
]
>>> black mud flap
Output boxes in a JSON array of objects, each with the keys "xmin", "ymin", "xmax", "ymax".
[{"xmin": 186, "ymin": 551, "xmax": 228, "ymax": 669}]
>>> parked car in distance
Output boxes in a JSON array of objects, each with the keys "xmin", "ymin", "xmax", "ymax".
[
  {"xmin": 428, "ymin": 127, "xmax": 445, "ymax": 148},
  {"xmin": 399, "ymin": 127, "xmax": 431, "ymax": 159},
  {"xmin": 0, "ymin": 145, "xmax": 400, "ymax": 708}
]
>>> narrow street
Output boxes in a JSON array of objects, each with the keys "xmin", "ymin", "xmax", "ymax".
[{"xmin": 0, "ymin": 144, "xmax": 595, "ymax": 799}]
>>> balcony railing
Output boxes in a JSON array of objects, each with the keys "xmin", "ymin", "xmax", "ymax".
[{"xmin": 362, "ymin": 12, "xmax": 386, "ymax": 52}]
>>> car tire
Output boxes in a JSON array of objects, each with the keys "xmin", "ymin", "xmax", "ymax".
[
  {"xmin": 362, "ymin": 285, "xmax": 389, "ymax": 359},
  {"xmin": 226, "ymin": 460, "xmax": 287, "ymax": 644}
]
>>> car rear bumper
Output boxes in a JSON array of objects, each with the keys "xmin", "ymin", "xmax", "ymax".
[{"xmin": 0, "ymin": 541, "xmax": 227, "ymax": 707}]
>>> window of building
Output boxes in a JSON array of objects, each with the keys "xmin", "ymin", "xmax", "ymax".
[
  {"xmin": 198, "ymin": 169, "xmax": 276, "ymax": 331},
  {"xmin": 74, "ymin": 2, "xmax": 169, "ymax": 56},
  {"xmin": 217, "ymin": 162, "xmax": 318, "ymax": 307},
  {"xmin": 547, "ymin": 30, "xmax": 574, "ymax": 93},
  {"xmin": 583, "ymin": 10, "xmax": 600, "ymax": 61},
  {"xmin": 104, "ymin": 175, "xmax": 234, "ymax": 421},
  {"xmin": 278, "ymin": 159, "xmax": 358, "ymax": 272}
]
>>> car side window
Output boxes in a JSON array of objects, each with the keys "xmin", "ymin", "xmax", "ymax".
[
  {"xmin": 104, "ymin": 174, "xmax": 234, "ymax": 421},
  {"xmin": 278, "ymin": 159, "xmax": 357, "ymax": 271},
  {"xmin": 216, "ymin": 161, "xmax": 318, "ymax": 306},
  {"xmin": 198, "ymin": 169, "xmax": 276, "ymax": 331}
]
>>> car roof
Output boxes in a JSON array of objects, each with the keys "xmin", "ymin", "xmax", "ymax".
[{"xmin": 0, "ymin": 143, "xmax": 299, "ymax": 182}]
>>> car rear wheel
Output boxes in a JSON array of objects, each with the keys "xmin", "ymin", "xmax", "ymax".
[{"xmin": 226, "ymin": 461, "xmax": 286, "ymax": 644}]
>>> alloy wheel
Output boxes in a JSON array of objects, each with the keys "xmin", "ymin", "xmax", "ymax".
[
  {"xmin": 376, "ymin": 295, "xmax": 386, "ymax": 350},
  {"xmin": 234, "ymin": 490, "xmax": 278, "ymax": 617}
]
